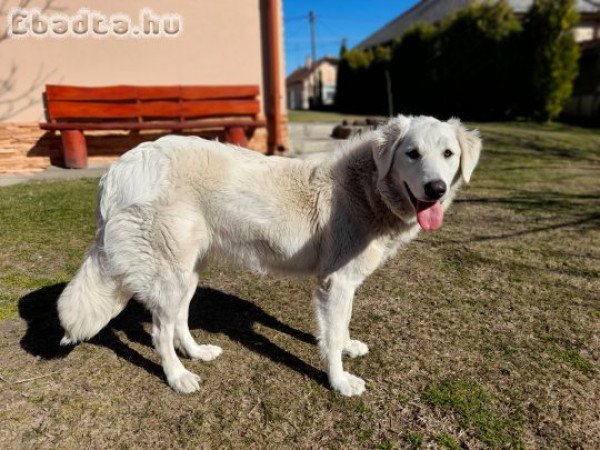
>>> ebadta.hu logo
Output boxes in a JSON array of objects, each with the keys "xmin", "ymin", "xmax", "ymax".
[{"xmin": 7, "ymin": 7, "xmax": 182, "ymax": 38}]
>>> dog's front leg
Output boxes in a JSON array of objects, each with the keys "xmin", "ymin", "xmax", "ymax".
[
  {"xmin": 342, "ymin": 296, "xmax": 369, "ymax": 358},
  {"xmin": 314, "ymin": 276, "xmax": 366, "ymax": 396}
]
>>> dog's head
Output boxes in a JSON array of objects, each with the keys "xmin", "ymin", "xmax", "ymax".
[{"xmin": 373, "ymin": 115, "xmax": 481, "ymax": 230}]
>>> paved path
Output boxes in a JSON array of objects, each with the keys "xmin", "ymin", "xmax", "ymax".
[
  {"xmin": 0, "ymin": 122, "xmax": 341, "ymax": 187},
  {"xmin": 288, "ymin": 122, "xmax": 338, "ymax": 156},
  {"xmin": 0, "ymin": 163, "xmax": 112, "ymax": 187}
]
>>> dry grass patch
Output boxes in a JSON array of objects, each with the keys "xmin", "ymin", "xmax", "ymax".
[{"xmin": 0, "ymin": 121, "xmax": 598, "ymax": 449}]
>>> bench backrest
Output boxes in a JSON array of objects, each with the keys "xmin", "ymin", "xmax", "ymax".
[{"xmin": 43, "ymin": 85, "xmax": 261, "ymax": 123}]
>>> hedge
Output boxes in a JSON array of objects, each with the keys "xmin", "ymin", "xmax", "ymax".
[{"xmin": 336, "ymin": 0, "xmax": 580, "ymax": 121}]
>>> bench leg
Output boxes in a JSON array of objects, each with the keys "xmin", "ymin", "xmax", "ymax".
[
  {"xmin": 61, "ymin": 130, "xmax": 88, "ymax": 169},
  {"xmin": 224, "ymin": 126, "xmax": 248, "ymax": 147}
]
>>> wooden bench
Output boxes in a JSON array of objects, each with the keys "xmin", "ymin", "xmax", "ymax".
[{"xmin": 39, "ymin": 84, "xmax": 266, "ymax": 168}]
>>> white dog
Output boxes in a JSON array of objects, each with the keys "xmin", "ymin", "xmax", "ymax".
[{"xmin": 57, "ymin": 115, "xmax": 481, "ymax": 396}]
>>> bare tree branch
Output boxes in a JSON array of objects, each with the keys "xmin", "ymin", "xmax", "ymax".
[
  {"xmin": 0, "ymin": 1, "xmax": 62, "ymax": 120},
  {"xmin": 0, "ymin": 0, "xmax": 63, "ymax": 43},
  {"xmin": 0, "ymin": 62, "xmax": 56, "ymax": 120},
  {"xmin": 0, "ymin": 63, "xmax": 17, "ymax": 97}
]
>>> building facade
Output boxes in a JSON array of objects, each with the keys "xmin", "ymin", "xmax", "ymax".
[
  {"xmin": 286, "ymin": 57, "xmax": 338, "ymax": 110},
  {"xmin": 0, "ymin": 0, "xmax": 288, "ymax": 174}
]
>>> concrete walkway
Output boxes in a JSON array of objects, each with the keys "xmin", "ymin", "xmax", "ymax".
[
  {"xmin": 0, "ymin": 163, "xmax": 112, "ymax": 187},
  {"xmin": 0, "ymin": 122, "xmax": 341, "ymax": 187},
  {"xmin": 288, "ymin": 122, "xmax": 338, "ymax": 156}
]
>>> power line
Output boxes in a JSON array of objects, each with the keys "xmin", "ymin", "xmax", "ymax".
[
  {"xmin": 318, "ymin": 17, "xmax": 350, "ymax": 50},
  {"xmin": 286, "ymin": 37, "xmax": 343, "ymax": 44},
  {"xmin": 284, "ymin": 15, "xmax": 306, "ymax": 22},
  {"xmin": 316, "ymin": 15, "xmax": 384, "ymax": 25},
  {"xmin": 285, "ymin": 10, "xmax": 359, "ymax": 66},
  {"xmin": 284, "ymin": 21, "xmax": 307, "ymax": 41}
]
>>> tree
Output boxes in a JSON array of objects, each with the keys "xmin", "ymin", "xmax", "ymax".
[
  {"xmin": 389, "ymin": 1, "xmax": 522, "ymax": 120},
  {"xmin": 339, "ymin": 38, "xmax": 348, "ymax": 58},
  {"xmin": 335, "ymin": 0, "xmax": 582, "ymax": 121},
  {"xmin": 521, "ymin": 0, "xmax": 580, "ymax": 121},
  {"xmin": 435, "ymin": 0, "xmax": 521, "ymax": 119},
  {"xmin": 390, "ymin": 24, "xmax": 439, "ymax": 116},
  {"xmin": 335, "ymin": 48, "xmax": 375, "ymax": 113}
]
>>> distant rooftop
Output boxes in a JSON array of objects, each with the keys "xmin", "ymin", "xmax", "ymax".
[
  {"xmin": 286, "ymin": 56, "xmax": 338, "ymax": 85},
  {"xmin": 355, "ymin": 0, "xmax": 600, "ymax": 49}
]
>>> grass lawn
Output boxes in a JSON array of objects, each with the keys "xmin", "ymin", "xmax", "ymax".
[
  {"xmin": 288, "ymin": 109, "xmax": 386, "ymax": 123},
  {"xmin": 0, "ymin": 121, "xmax": 599, "ymax": 449}
]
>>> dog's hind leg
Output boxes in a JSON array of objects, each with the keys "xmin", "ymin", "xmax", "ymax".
[
  {"xmin": 174, "ymin": 273, "xmax": 222, "ymax": 361},
  {"xmin": 112, "ymin": 202, "xmax": 215, "ymax": 392},
  {"xmin": 141, "ymin": 271, "xmax": 204, "ymax": 394}
]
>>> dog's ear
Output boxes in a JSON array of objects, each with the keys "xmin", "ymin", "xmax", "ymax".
[
  {"xmin": 373, "ymin": 115, "xmax": 411, "ymax": 180},
  {"xmin": 449, "ymin": 118, "xmax": 482, "ymax": 184}
]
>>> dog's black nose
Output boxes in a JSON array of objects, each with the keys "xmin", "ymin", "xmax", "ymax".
[{"xmin": 424, "ymin": 180, "xmax": 447, "ymax": 200}]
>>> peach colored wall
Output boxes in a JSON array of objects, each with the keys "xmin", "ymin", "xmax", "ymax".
[
  {"xmin": 287, "ymin": 60, "xmax": 338, "ymax": 109},
  {"xmin": 0, "ymin": 0, "xmax": 286, "ymax": 122},
  {"xmin": 316, "ymin": 61, "xmax": 338, "ymax": 86}
]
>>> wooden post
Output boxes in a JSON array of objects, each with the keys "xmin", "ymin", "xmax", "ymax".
[
  {"xmin": 61, "ymin": 130, "xmax": 88, "ymax": 169},
  {"xmin": 224, "ymin": 126, "xmax": 248, "ymax": 147},
  {"xmin": 266, "ymin": 0, "xmax": 285, "ymax": 154}
]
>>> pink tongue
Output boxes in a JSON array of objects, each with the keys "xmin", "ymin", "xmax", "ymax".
[{"xmin": 416, "ymin": 201, "xmax": 444, "ymax": 231}]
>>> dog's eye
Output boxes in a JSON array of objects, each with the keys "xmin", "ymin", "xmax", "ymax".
[
  {"xmin": 444, "ymin": 149, "xmax": 454, "ymax": 158},
  {"xmin": 406, "ymin": 149, "xmax": 421, "ymax": 160}
]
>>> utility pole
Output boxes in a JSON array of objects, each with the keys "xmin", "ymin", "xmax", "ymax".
[{"xmin": 309, "ymin": 11, "xmax": 316, "ymax": 64}]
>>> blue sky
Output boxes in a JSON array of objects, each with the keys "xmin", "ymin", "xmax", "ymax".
[{"xmin": 283, "ymin": 0, "xmax": 419, "ymax": 74}]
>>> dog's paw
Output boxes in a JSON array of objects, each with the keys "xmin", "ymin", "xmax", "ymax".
[
  {"xmin": 168, "ymin": 369, "xmax": 201, "ymax": 394},
  {"xmin": 330, "ymin": 371, "xmax": 366, "ymax": 396},
  {"xmin": 343, "ymin": 339, "xmax": 369, "ymax": 358},
  {"xmin": 60, "ymin": 334, "xmax": 77, "ymax": 346},
  {"xmin": 186, "ymin": 344, "xmax": 223, "ymax": 362}
]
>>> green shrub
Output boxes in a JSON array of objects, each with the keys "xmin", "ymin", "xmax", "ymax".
[
  {"xmin": 520, "ymin": 0, "xmax": 581, "ymax": 121},
  {"xmin": 336, "ymin": 46, "xmax": 391, "ymax": 114},
  {"xmin": 389, "ymin": 23, "xmax": 439, "ymax": 116},
  {"xmin": 434, "ymin": 0, "xmax": 521, "ymax": 119},
  {"xmin": 335, "ymin": 0, "xmax": 580, "ymax": 121}
]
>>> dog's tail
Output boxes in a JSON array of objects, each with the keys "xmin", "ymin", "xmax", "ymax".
[{"xmin": 57, "ymin": 245, "xmax": 129, "ymax": 346}]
